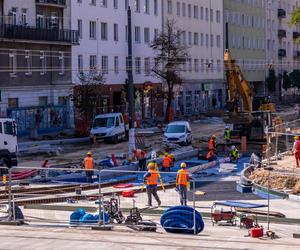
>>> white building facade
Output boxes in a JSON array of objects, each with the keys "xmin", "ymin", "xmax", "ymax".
[
  {"xmin": 266, "ymin": 0, "xmax": 300, "ymax": 98},
  {"xmin": 71, "ymin": 0, "xmax": 164, "ymax": 119},
  {"xmin": 163, "ymin": 0, "xmax": 225, "ymax": 115}
]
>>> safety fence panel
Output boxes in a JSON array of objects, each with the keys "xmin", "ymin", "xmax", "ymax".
[{"xmin": 0, "ymin": 167, "xmax": 201, "ymax": 234}]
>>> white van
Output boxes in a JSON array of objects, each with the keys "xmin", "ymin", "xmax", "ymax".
[
  {"xmin": 163, "ymin": 121, "xmax": 192, "ymax": 145},
  {"xmin": 90, "ymin": 113, "xmax": 126, "ymax": 143}
]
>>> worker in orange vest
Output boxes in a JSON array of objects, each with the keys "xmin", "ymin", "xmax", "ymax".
[
  {"xmin": 170, "ymin": 154, "xmax": 175, "ymax": 168},
  {"xmin": 292, "ymin": 136, "xmax": 300, "ymax": 167},
  {"xmin": 206, "ymin": 150, "xmax": 217, "ymax": 162},
  {"xmin": 133, "ymin": 148, "xmax": 146, "ymax": 171},
  {"xmin": 176, "ymin": 162, "xmax": 190, "ymax": 206},
  {"xmin": 162, "ymin": 152, "xmax": 172, "ymax": 172},
  {"xmin": 83, "ymin": 151, "xmax": 94, "ymax": 183},
  {"xmin": 208, "ymin": 135, "xmax": 217, "ymax": 152},
  {"xmin": 144, "ymin": 162, "xmax": 161, "ymax": 207}
]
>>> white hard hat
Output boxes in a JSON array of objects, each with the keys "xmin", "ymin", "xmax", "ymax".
[
  {"xmin": 231, "ymin": 145, "xmax": 236, "ymax": 150},
  {"xmin": 151, "ymin": 151, "xmax": 157, "ymax": 160}
]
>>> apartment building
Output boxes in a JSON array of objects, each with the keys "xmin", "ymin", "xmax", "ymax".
[
  {"xmin": 71, "ymin": 0, "xmax": 163, "ymax": 119},
  {"xmin": 224, "ymin": 0, "xmax": 266, "ymax": 95},
  {"xmin": 266, "ymin": 0, "xmax": 300, "ymax": 98},
  {"xmin": 163, "ymin": 0, "xmax": 225, "ymax": 115},
  {"xmin": 0, "ymin": 0, "xmax": 79, "ymax": 135}
]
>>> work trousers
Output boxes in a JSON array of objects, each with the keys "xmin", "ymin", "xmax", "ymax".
[
  {"xmin": 138, "ymin": 158, "xmax": 146, "ymax": 171},
  {"xmin": 178, "ymin": 185, "xmax": 188, "ymax": 206},
  {"xmin": 146, "ymin": 185, "xmax": 161, "ymax": 206},
  {"xmin": 295, "ymin": 152, "xmax": 300, "ymax": 167},
  {"xmin": 85, "ymin": 170, "xmax": 93, "ymax": 183}
]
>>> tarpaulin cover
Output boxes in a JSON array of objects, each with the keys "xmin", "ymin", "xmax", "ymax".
[{"xmin": 213, "ymin": 201, "xmax": 267, "ymax": 209}]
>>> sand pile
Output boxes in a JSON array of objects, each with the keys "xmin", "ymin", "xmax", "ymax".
[{"xmin": 249, "ymin": 169, "xmax": 300, "ymax": 194}]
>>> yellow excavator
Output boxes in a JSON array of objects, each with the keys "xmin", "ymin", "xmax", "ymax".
[{"xmin": 223, "ymin": 24, "xmax": 283, "ymax": 141}]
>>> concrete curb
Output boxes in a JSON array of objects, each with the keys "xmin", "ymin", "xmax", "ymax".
[{"xmin": 19, "ymin": 137, "xmax": 90, "ymax": 148}]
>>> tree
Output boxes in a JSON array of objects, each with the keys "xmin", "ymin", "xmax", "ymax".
[
  {"xmin": 282, "ymin": 71, "xmax": 293, "ymax": 90},
  {"xmin": 150, "ymin": 19, "xmax": 189, "ymax": 122},
  {"xmin": 72, "ymin": 71, "xmax": 106, "ymax": 127},
  {"xmin": 266, "ymin": 68, "xmax": 277, "ymax": 93},
  {"xmin": 289, "ymin": 70, "xmax": 300, "ymax": 89},
  {"xmin": 290, "ymin": 8, "xmax": 300, "ymax": 43}
]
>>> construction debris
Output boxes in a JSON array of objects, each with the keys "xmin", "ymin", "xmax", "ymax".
[{"xmin": 249, "ymin": 168, "xmax": 300, "ymax": 194}]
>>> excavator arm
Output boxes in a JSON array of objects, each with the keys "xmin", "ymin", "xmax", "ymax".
[{"xmin": 224, "ymin": 49, "xmax": 253, "ymax": 112}]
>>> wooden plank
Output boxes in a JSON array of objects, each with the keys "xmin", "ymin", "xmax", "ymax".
[{"xmin": 236, "ymin": 208, "xmax": 285, "ymax": 218}]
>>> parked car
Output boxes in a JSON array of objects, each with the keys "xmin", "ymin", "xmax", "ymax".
[
  {"xmin": 90, "ymin": 113, "xmax": 127, "ymax": 144},
  {"xmin": 163, "ymin": 121, "xmax": 192, "ymax": 145}
]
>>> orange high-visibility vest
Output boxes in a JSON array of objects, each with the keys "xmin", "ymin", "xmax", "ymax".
[
  {"xmin": 134, "ymin": 149, "xmax": 145, "ymax": 160},
  {"xmin": 84, "ymin": 156, "xmax": 94, "ymax": 170},
  {"xmin": 295, "ymin": 141, "xmax": 300, "ymax": 153},
  {"xmin": 146, "ymin": 169, "xmax": 159, "ymax": 185},
  {"xmin": 176, "ymin": 169, "xmax": 189, "ymax": 186},
  {"xmin": 208, "ymin": 139, "xmax": 215, "ymax": 150},
  {"xmin": 206, "ymin": 150, "xmax": 214, "ymax": 159},
  {"xmin": 162, "ymin": 156, "xmax": 171, "ymax": 168}
]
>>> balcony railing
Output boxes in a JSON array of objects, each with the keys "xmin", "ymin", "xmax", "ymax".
[
  {"xmin": 36, "ymin": 0, "xmax": 66, "ymax": 7},
  {"xmin": 0, "ymin": 24, "xmax": 79, "ymax": 44},
  {"xmin": 278, "ymin": 29, "xmax": 287, "ymax": 38},
  {"xmin": 278, "ymin": 9, "xmax": 286, "ymax": 18}
]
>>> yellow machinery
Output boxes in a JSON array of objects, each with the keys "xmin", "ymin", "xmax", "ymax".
[{"xmin": 223, "ymin": 33, "xmax": 283, "ymax": 140}]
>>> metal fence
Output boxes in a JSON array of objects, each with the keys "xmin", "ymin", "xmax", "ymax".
[{"xmin": 0, "ymin": 167, "xmax": 200, "ymax": 234}]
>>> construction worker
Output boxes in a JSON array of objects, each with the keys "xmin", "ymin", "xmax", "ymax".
[
  {"xmin": 170, "ymin": 154, "xmax": 175, "ymax": 168},
  {"xmin": 292, "ymin": 136, "xmax": 300, "ymax": 167},
  {"xmin": 229, "ymin": 145, "xmax": 239, "ymax": 163},
  {"xmin": 144, "ymin": 162, "xmax": 161, "ymax": 207},
  {"xmin": 83, "ymin": 152, "xmax": 94, "ymax": 183},
  {"xmin": 208, "ymin": 134, "xmax": 217, "ymax": 152},
  {"xmin": 206, "ymin": 150, "xmax": 217, "ymax": 162},
  {"xmin": 224, "ymin": 126, "xmax": 231, "ymax": 143},
  {"xmin": 133, "ymin": 148, "xmax": 146, "ymax": 171},
  {"xmin": 176, "ymin": 163, "xmax": 190, "ymax": 206},
  {"xmin": 162, "ymin": 152, "xmax": 172, "ymax": 172}
]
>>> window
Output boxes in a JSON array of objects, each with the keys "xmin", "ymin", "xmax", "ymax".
[
  {"xmin": 216, "ymin": 35, "xmax": 221, "ymax": 48},
  {"xmin": 114, "ymin": 56, "xmax": 119, "ymax": 74},
  {"xmin": 182, "ymin": 31, "xmax": 186, "ymax": 44},
  {"xmin": 205, "ymin": 8, "xmax": 208, "ymax": 21},
  {"xmin": 200, "ymin": 33, "xmax": 204, "ymax": 46},
  {"xmin": 217, "ymin": 60, "xmax": 221, "ymax": 72},
  {"xmin": 90, "ymin": 55, "xmax": 97, "ymax": 72},
  {"xmin": 176, "ymin": 2, "xmax": 180, "ymax": 16},
  {"xmin": 182, "ymin": 3, "xmax": 186, "ymax": 16},
  {"xmin": 188, "ymin": 32, "xmax": 192, "ymax": 45},
  {"xmin": 188, "ymin": 58, "xmax": 192, "ymax": 72},
  {"xmin": 201, "ymin": 59, "xmax": 204, "ymax": 72},
  {"xmin": 135, "ymin": 57, "xmax": 141, "ymax": 74},
  {"xmin": 40, "ymin": 51, "xmax": 46, "ymax": 75},
  {"xmin": 216, "ymin": 10, "xmax": 221, "ymax": 23},
  {"xmin": 10, "ymin": 7, "xmax": 17, "ymax": 25},
  {"xmin": 194, "ymin": 59, "xmax": 199, "ymax": 72},
  {"xmin": 21, "ymin": 9, "xmax": 27, "ymax": 26},
  {"xmin": 125, "ymin": 0, "xmax": 129, "ymax": 10},
  {"xmin": 89, "ymin": 21, "xmax": 96, "ymax": 39},
  {"xmin": 58, "ymin": 52, "xmax": 64, "ymax": 75},
  {"xmin": 188, "ymin": 4, "xmax": 191, "ymax": 18},
  {"xmin": 205, "ymin": 34, "xmax": 209, "ymax": 47},
  {"xmin": 200, "ymin": 7, "xmax": 203, "ymax": 20},
  {"xmin": 78, "ymin": 55, "xmax": 83, "ymax": 73},
  {"xmin": 58, "ymin": 96, "xmax": 67, "ymax": 106},
  {"xmin": 135, "ymin": 26, "xmax": 141, "ymax": 43},
  {"xmin": 194, "ymin": 6, "xmax": 198, "ymax": 19},
  {"xmin": 101, "ymin": 0, "xmax": 107, "ymax": 7},
  {"xmin": 144, "ymin": 0, "xmax": 150, "ymax": 14},
  {"xmin": 135, "ymin": 0, "xmax": 140, "ymax": 12},
  {"xmin": 78, "ymin": 19, "xmax": 82, "ymax": 39},
  {"xmin": 144, "ymin": 27, "xmax": 150, "ymax": 43},
  {"xmin": 167, "ymin": 0, "xmax": 172, "ymax": 14},
  {"xmin": 25, "ymin": 50, "xmax": 32, "ymax": 76},
  {"xmin": 9, "ymin": 50, "xmax": 17, "ymax": 77},
  {"xmin": 210, "ymin": 9, "xmax": 213, "ymax": 22},
  {"xmin": 101, "ymin": 22, "xmax": 108, "ymax": 40},
  {"xmin": 101, "ymin": 56, "xmax": 108, "ymax": 74},
  {"xmin": 90, "ymin": 0, "xmax": 96, "ymax": 5},
  {"xmin": 114, "ymin": 23, "xmax": 118, "ymax": 41},
  {"xmin": 39, "ymin": 96, "xmax": 48, "ymax": 106},
  {"xmin": 194, "ymin": 32, "xmax": 199, "ymax": 45},
  {"xmin": 8, "ymin": 98, "xmax": 18, "ymax": 108},
  {"xmin": 154, "ymin": 29, "xmax": 159, "ymax": 40},
  {"xmin": 154, "ymin": 0, "xmax": 158, "ymax": 15},
  {"xmin": 210, "ymin": 34, "xmax": 214, "ymax": 47},
  {"xmin": 144, "ymin": 57, "xmax": 150, "ymax": 75},
  {"xmin": 113, "ymin": 0, "xmax": 118, "ymax": 9}
]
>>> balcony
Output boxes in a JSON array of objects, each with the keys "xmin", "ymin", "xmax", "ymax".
[
  {"xmin": 278, "ymin": 29, "xmax": 287, "ymax": 38},
  {"xmin": 294, "ymin": 51, "xmax": 300, "ymax": 59},
  {"xmin": 278, "ymin": 9, "xmax": 286, "ymax": 18},
  {"xmin": 293, "ymin": 31, "xmax": 300, "ymax": 40},
  {"xmin": 0, "ymin": 24, "xmax": 79, "ymax": 45},
  {"xmin": 36, "ymin": 0, "xmax": 66, "ymax": 8},
  {"xmin": 278, "ymin": 49, "xmax": 286, "ymax": 58}
]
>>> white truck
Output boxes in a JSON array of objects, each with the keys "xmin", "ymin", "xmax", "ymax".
[{"xmin": 0, "ymin": 118, "xmax": 18, "ymax": 169}]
